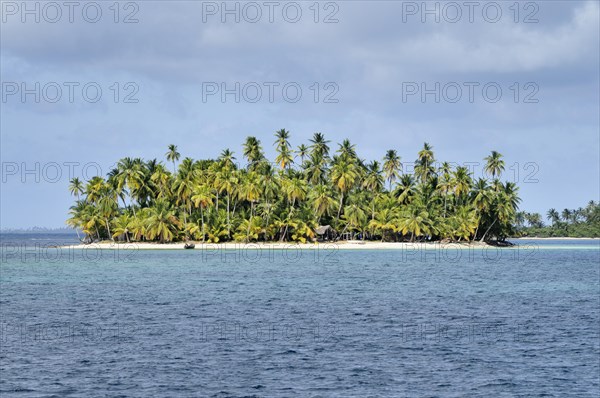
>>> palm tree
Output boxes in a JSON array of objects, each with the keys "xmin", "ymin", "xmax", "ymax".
[
  {"xmin": 274, "ymin": 129, "xmax": 293, "ymax": 170},
  {"xmin": 362, "ymin": 161, "xmax": 384, "ymax": 220},
  {"xmin": 145, "ymin": 200, "xmax": 180, "ymax": 243},
  {"xmin": 526, "ymin": 212, "xmax": 543, "ymax": 228},
  {"xmin": 438, "ymin": 162, "xmax": 453, "ymax": 217},
  {"xmin": 451, "ymin": 206, "xmax": 479, "ymax": 241},
  {"xmin": 341, "ymin": 203, "xmax": 367, "ymax": 239},
  {"xmin": 452, "ymin": 166, "xmax": 473, "ymax": 203},
  {"xmin": 305, "ymin": 152, "xmax": 328, "ymax": 186},
  {"xmin": 112, "ymin": 214, "xmax": 132, "ymax": 242},
  {"xmin": 382, "ymin": 150, "xmax": 401, "ymax": 191},
  {"xmin": 150, "ymin": 163, "xmax": 173, "ymax": 200},
  {"xmin": 394, "ymin": 174, "xmax": 416, "ymax": 205},
  {"xmin": 240, "ymin": 172, "xmax": 262, "ymax": 241},
  {"xmin": 283, "ymin": 177, "xmax": 307, "ymax": 207},
  {"xmin": 309, "ymin": 132, "xmax": 330, "ymax": 159},
  {"xmin": 115, "ymin": 157, "xmax": 145, "ymax": 213},
  {"xmin": 275, "ymin": 146, "xmax": 294, "ymax": 170},
  {"xmin": 274, "ymin": 128, "xmax": 291, "ymax": 148},
  {"xmin": 368, "ymin": 208, "xmax": 398, "ymax": 242},
  {"xmin": 69, "ymin": 177, "xmax": 84, "ymax": 201},
  {"xmin": 97, "ymin": 182, "xmax": 118, "ymax": 241},
  {"xmin": 173, "ymin": 158, "xmax": 196, "ymax": 223},
  {"xmin": 296, "ymin": 144, "xmax": 308, "ymax": 164},
  {"xmin": 480, "ymin": 182, "xmax": 520, "ymax": 242},
  {"xmin": 337, "ymin": 139, "xmax": 357, "ymax": 161},
  {"xmin": 330, "ymin": 158, "xmax": 359, "ymax": 222},
  {"xmin": 363, "ymin": 161, "xmax": 384, "ymax": 192},
  {"xmin": 561, "ymin": 209, "xmax": 572, "ymax": 223},
  {"xmin": 217, "ymin": 169, "xmax": 238, "ymax": 233},
  {"xmin": 309, "ymin": 184, "xmax": 336, "ymax": 222},
  {"xmin": 471, "ymin": 178, "xmax": 493, "ymax": 240},
  {"xmin": 67, "ymin": 134, "xmax": 526, "ymax": 244},
  {"xmin": 484, "ymin": 151, "xmax": 505, "ymax": 179},
  {"xmin": 415, "ymin": 142, "xmax": 435, "ymax": 184},
  {"xmin": 166, "ymin": 144, "xmax": 180, "ymax": 173},
  {"xmin": 129, "ymin": 211, "xmax": 147, "ymax": 241},
  {"xmin": 191, "ymin": 185, "xmax": 214, "ymax": 242},
  {"xmin": 66, "ymin": 200, "xmax": 87, "ymax": 241},
  {"xmin": 81, "ymin": 204, "xmax": 103, "ymax": 240},
  {"xmin": 243, "ymin": 136, "xmax": 264, "ymax": 168},
  {"xmin": 84, "ymin": 176, "xmax": 106, "ymax": 205},
  {"xmin": 398, "ymin": 200, "xmax": 431, "ymax": 242},
  {"xmin": 219, "ymin": 149, "xmax": 236, "ymax": 170}
]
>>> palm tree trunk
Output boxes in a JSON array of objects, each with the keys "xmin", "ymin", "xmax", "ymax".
[
  {"xmin": 74, "ymin": 227, "xmax": 82, "ymax": 242},
  {"xmin": 281, "ymin": 209, "xmax": 291, "ymax": 242},
  {"xmin": 339, "ymin": 224, "xmax": 349, "ymax": 239},
  {"xmin": 472, "ymin": 210, "xmax": 480, "ymax": 242},
  {"xmin": 443, "ymin": 195, "xmax": 447, "ymax": 218},
  {"xmin": 200, "ymin": 206, "xmax": 205, "ymax": 242},
  {"xmin": 337, "ymin": 192, "xmax": 344, "ymax": 220},
  {"xmin": 480, "ymin": 218, "xmax": 498, "ymax": 242},
  {"xmin": 246, "ymin": 202, "xmax": 254, "ymax": 242},
  {"xmin": 227, "ymin": 194, "xmax": 230, "ymax": 234},
  {"xmin": 105, "ymin": 218, "xmax": 113, "ymax": 241},
  {"xmin": 265, "ymin": 204, "xmax": 272, "ymax": 241},
  {"xmin": 280, "ymin": 225, "xmax": 288, "ymax": 242}
]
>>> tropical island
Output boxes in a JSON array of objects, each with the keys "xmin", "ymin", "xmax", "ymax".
[
  {"xmin": 515, "ymin": 202, "xmax": 600, "ymax": 238},
  {"xmin": 66, "ymin": 131, "xmax": 522, "ymax": 245}
]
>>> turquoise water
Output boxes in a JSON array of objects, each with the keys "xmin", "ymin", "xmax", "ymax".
[{"xmin": 1, "ymin": 235, "xmax": 599, "ymax": 396}]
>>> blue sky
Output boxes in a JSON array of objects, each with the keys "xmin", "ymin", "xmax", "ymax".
[{"xmin": 1, "ymin": 0, "xmax": 599, "ymax": 228}]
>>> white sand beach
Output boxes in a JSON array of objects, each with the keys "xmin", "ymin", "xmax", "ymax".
[{"xmin": 62, "ymin": 240, "xmax": 499, "ymax": 250}]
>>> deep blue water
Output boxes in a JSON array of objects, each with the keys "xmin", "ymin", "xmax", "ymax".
[{"xmin": 1, "ymin": 235, "xmax": 599, "ymax": 397}]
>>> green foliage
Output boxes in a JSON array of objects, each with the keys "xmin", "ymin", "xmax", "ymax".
[
  {"xmin": 516, "ymin": 201, "xmax": 600, "ymax": 238},
  {"xmin": 66, "ymin": 132, "xmax": 522, "ymax": 243}
]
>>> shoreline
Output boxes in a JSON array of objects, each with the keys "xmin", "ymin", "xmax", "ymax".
[
  {"xmin": 55, "ymin": 237, "xmax": 600, "ymax": 250},
  {"xmin": 61, "ymin": 240, "xmax": 492, "ymax": 250}
]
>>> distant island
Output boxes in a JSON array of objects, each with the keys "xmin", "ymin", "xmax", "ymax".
[
  {"xmin": 515, "ymin": 202, "xmax": 600, "ymax": 238},
  {"xmin": 66, "ymin": 131, "xmax": 522, "ymax": 244},
  {"xmin": 0, "ymin": 227, "xmax": 77, "ymax": 234}
]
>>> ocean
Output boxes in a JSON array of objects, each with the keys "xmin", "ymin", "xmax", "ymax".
[{"xmin": 1, "ymin": 234, "xmax": 598, "ymax": 397}]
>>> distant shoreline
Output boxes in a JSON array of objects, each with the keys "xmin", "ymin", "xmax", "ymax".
[{"xmin": 511, "ymin": 237, "xmax": 599, "ymax": 240}]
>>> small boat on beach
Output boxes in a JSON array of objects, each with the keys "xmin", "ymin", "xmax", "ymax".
[{"xmin": 184, "ymin": 243, "xmax": 195, "ymax": 249}]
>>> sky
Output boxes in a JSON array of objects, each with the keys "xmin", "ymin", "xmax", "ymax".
[{"xmin": 1, "ymin": 0, "xmax": 599, "ymax": 228}]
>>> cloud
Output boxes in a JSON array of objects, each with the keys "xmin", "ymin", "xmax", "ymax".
[{"xmin": 0, "ymin": 1, "xmax": 598, "ymax": 227}]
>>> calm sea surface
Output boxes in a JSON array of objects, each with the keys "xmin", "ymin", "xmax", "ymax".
[{"xmin": 1, "ymin": 233, "xmax": 599, "ymax": 397}]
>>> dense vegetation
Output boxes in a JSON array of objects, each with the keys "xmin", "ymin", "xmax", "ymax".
[
  {"xmin": 516, "ymin": 201, "xmax": 600, "ymax": 238},
  {"xmin": 67, "ymin": 131, "xmax": 522, "ymax": 243}
]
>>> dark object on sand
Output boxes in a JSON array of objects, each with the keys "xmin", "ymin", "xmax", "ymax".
[{"xmin": 184, "ymin": 243, "xmax": 195, "ymax": 249}]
